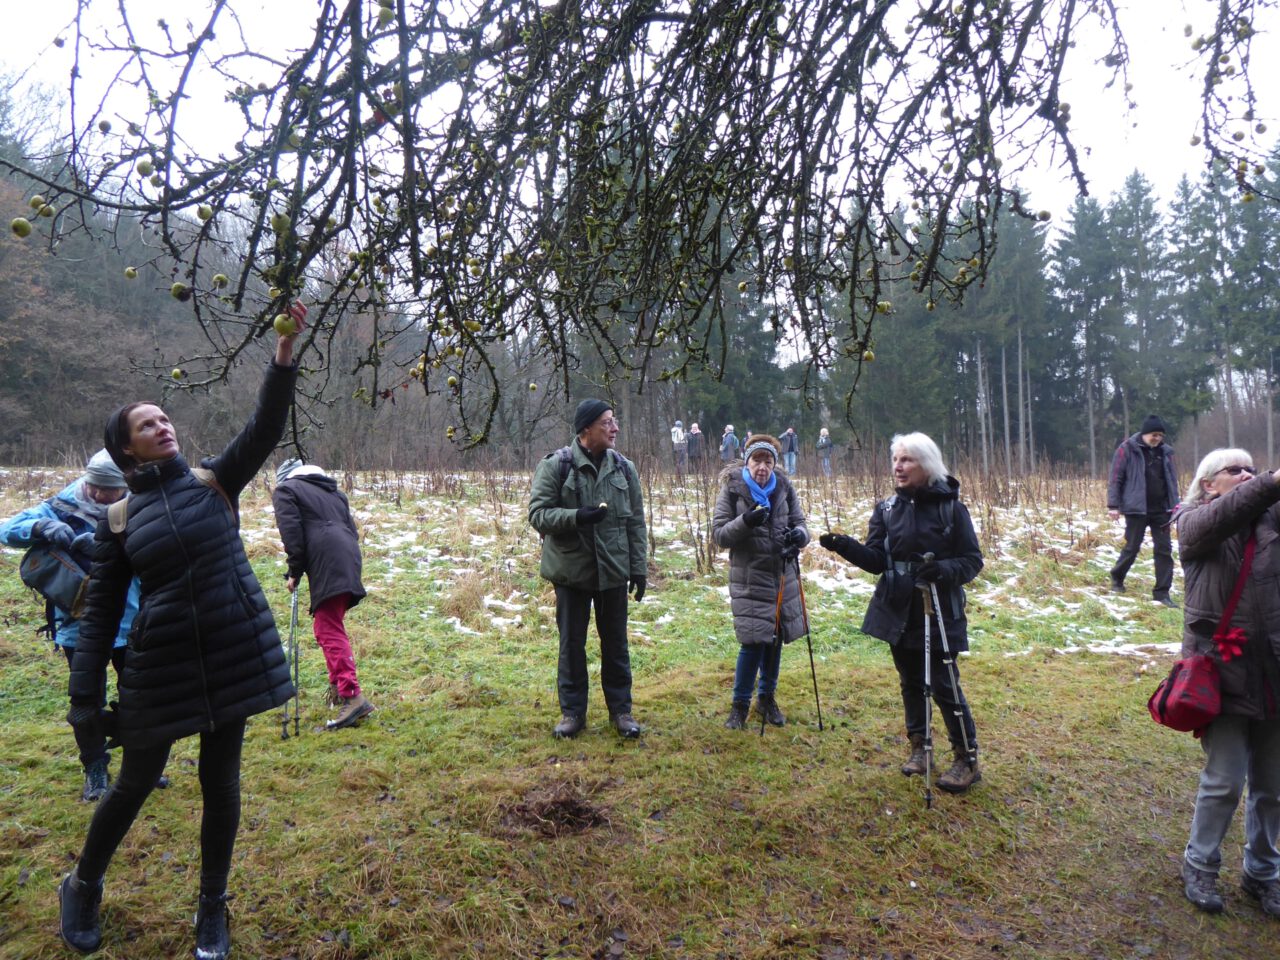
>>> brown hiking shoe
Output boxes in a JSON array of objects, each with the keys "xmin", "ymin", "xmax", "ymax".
[
  {"xmin": 901, "ymin": 735, "xmax": 928, "ymax": 776},
  {"xmin": 553, "ymin": 713, "xmax": 585, "ymax": 739},
  {"xmin": 755, "ymin": 694, "xmax": 785, "ymax": 727},
  {"xmin": 936, "ymin": 750, "xmax": 981, "ymax": 794},
  {"xmin": 326, "ymin": 694, "xmax": 374, "ymax": 730},
  {"xmin": 611, "ymin": 713, "xmax": 642, "ymax": 739}
]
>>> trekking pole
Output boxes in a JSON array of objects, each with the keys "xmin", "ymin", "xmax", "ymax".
[
  {"xmin": 919, "ymin": 579, "xmax": 934, "ymax": 810},
  {"xmin": 923, "ymin": 553, "xmax": 975, "ymax": 768},
  {"xmin": 760, "ymin": 568, "xmax": 786, "ymax": 738},
  {"xmin": 792, "ymin": 554, "xmax": 824, "ymax": 731},
  {"xmin": 281, "ymin": 589, "xmax": 301, "ymax": 740}
]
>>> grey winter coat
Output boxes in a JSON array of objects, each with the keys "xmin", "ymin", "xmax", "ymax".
[
  {"xmin": 1177, "ymin": 474, "xmax": 1280, "ymax": 720},
  {"xmin": 1107, "ymin": 433, "xmax": 1178, "ymax": 516},
  {"xmin": 272, "ymin": 472, "xmax": 366, "ymax": 615},
  {"xmin": 711, "ymin": 465, "xmax": 810, "ymax": 646}
]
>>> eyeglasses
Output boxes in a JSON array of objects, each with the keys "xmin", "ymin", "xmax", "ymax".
[{"xmin": 1217, "ymin": 465, "xmax": 1257, "ymax": 477}]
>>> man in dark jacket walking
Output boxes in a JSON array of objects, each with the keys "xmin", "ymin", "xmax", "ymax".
[
  {"xmin": 1107, "ymin": 415, "xmax": 1179, "ymax": 606},
  {"xmin": 273, "ymin": 460, "xmax": 374, "ymax": 730},
  {"xmin": 528, "ymin": 399, "xmax": 647, "ymax": 739}
]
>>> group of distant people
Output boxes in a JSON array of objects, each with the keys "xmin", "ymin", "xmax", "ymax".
[{"xmin": 668, "ymin": 422, "xmax": 836, "ymax": 476}]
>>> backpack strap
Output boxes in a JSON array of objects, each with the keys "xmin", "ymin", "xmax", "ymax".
[{"xmin": 106, "ymin": 467, "xmax": 235, "ymax": 536}]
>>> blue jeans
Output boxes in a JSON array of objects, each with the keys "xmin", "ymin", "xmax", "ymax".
[
  {"xmin": 783, "ymin": 452, "xmax": 797, "ymax": 474},
  {"xmin": 732, "ymin": 643, "xmax": 781, "ymax": 703},
  {"xmin": 1185, "ymin": 714, "xmax": 1280, "ymax": 880}
]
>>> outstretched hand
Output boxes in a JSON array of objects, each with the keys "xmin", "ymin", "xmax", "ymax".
[
  {"xmin": 819, "ymin": 532, "xmax": 856, "ymax": 553},
  {"xmin": 274, "ymin": 300, "xmax": 308, "ymax": 366}
]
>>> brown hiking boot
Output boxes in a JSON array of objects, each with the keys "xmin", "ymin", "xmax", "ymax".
[
  {"xmin": 326, "ymin": 693, "xmax": 375, "ymax": 730},
  {"xmin": 936, "ymin": 749, "xmax": 981, "ymax": 794},
  {"xmin": 724, "ymin": 701, "xmax": 750, "ymax": 730},
  {"xmin": 611, "ymin": 712, "xmax": 642, "ymax": 739},
  {"xmin": 553, "ymin": 713, "xmax": 585, "ymax": 739},
  {"xmin": 755, "ymin": 694, "xmax": 785, "ymax": 727},
  {"xmin": 901, "ymin": 735, "xmax": 928, "ymax": 776}
]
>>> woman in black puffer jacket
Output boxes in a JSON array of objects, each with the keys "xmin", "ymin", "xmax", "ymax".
[
  {"xmin": 820, "ymin": 432, "xmax": 984, "ymax": 794},
  {"xmin": 57, "ymin": 306, "xmax": 306, "ymax": 960},
  {"xmin": 712, "ymin": 434, "xmax": 810, "ymax": 729}
]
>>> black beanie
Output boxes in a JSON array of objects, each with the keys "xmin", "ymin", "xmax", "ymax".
[
  {"xmin": 1140, "ymin": 414, "xmax": 1167, "ymax": 435},
  {"xmin": 574, "ymin": 399, "xmax": 612, "ymax": 434}
]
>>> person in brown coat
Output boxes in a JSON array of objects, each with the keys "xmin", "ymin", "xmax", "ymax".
[
  {"xmin": 711, "ymin": 434, "xmax": 809, "ymax": 728},
  {"xmin": 1175, "ymin": 447, "xmax": 1280, "ymax": 918}
]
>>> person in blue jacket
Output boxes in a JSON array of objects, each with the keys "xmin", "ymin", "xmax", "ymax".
[{"xmin": 0, "ymin": 450, "xmax": 141, "ymax": 801}]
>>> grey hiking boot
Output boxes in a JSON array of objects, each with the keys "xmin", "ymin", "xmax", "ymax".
[
  {"xmin": 553, "ymin": 713, "xmax": 585, "ymax": 739},
  {"xmin": 755, "ymin": 694, "xmax": 785, "ymax": 727},
  {"xmin": 724, "ymin": 700, "xmax": 750, "ymax": 730},
  {"xmin": 194, "ymin": 892, "xmax": 232, "ymax": 959},
  {"xmin": 611, "ymin": 712, "xmax": 642, "ymax": 739},
  {"xmin": 1181, "ymin": 862, "xmax": 1224, "ymax": 913},
  {"xmin": 326, "ymin": 693, "xmax": 375, "ymax": 730},
  {"xmin": 1242, "ymin": 872, "xmax": 1280, "ymax": 918},
  {"xmin": 901, "ymin": 735, "xmax": 928, "ymax": 776},
  {"xmin": 58, "ymin": 872, "xmax": 103, "ymax": 954},
  {"xmin": 936, "ymin": 749, "xmax": 982, "ymax": 794},
  {"xmin": 81, "ymin": 758, "xmax": 110, "ymax": 803}
]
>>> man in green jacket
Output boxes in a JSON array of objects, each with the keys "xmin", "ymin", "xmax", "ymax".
[{"xmin": 528, "ymin": 399, "xmax": 648, "ymax": 739}]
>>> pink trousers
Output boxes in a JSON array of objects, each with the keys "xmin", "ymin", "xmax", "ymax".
[{"xmin": 312, "ymin": 593, "xmax": 361, "ymax": 698}]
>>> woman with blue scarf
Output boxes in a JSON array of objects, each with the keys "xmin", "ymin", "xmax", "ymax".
[{"xmin": 712, "ymin": 434, "xmax": 810, "ymax": 729}]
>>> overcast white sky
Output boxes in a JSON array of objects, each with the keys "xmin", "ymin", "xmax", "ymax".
[{"xmin": 1, "ymin": 1, "xmax": 1276, "ymax": 219}]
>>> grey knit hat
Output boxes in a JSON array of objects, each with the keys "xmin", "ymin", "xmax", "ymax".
[
  {"xmin": 84, "ymin": 448, "xmax": 128, "ymax": 488},
  {"xmin": 276, "ymin": 458, "xmax": 304, "ymax": 483}
]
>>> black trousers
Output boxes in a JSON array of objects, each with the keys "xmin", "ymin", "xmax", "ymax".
[
  {"xmin": 76, "ymin": 719, "xmax": 246, "ymax": 896},
  {"xmin": 62, "ymin": 646, "xmax": 126, "ymax": 769},
  {"xmin": 554, "ymin": 584, "xmax": 632, "ymax": 717},
  {"xmin": 1110, "ymin": 512, "xmax": 1174, "ymax": 596},
  {"xmin": 891, "ymin": 643, "xmax": 978, "ymax": 755}
]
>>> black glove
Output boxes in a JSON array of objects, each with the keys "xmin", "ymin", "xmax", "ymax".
[
  {"xmin": 782, "ymin": 527, "xmax": 808, "ymax": 548},
  {"xmin": 630, "ymin": 576, "xmax": 646, "ymax": 602},
  {"xmin": 780, "ymin": 544, "xmax": 800, "ymax": 562},
  {"xmin": 34, "ymin": 519, "xmax": 75, "ymax": 549},
  {"xmin": 819, "ymin": 532, "xmax": 855, "ymax": 553},
  {"xmin": 743, "ymin": 505, "xmax": 770, "ymax": 528},
  {"xmin": 72, "ymin": 532, "xmax": 96, "ymax": 555},
  {"xmin": 916, "ymin": 559, "xmax": 942, "ymax": 583},
  {"xmin": 576, "ymin": 505, "xmax": 608, "ymax": 525}
]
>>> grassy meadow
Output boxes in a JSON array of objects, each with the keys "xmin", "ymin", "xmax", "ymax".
[{"xmin": 0, "ymin": 463, "xmax": 1271, "ymax": 959}]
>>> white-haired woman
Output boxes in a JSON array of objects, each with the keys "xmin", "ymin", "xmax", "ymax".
[
  {"xmin": 1174, "ymin": 448, "xmax": 1280, "ymax": 918},
  {"xmin": 819, "ymin": 432, "xmax": 984, "ymax": 793}
]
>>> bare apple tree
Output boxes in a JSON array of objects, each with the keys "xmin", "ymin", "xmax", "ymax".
[{"xmin": 2, "ymin": 0, "xmax": 1272, "ymax": 444}]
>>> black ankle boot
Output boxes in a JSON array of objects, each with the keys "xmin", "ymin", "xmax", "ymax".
[
  {"xmin": 194, "ymin": 893, "xmax": 232, "ymax": 960},
  {"xmin": 58, "ymin": 872, "xmax": 103, "ymax": 954}
]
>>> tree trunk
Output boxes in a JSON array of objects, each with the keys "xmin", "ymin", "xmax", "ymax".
[
  {"xmin": 976, "ymin": 341, "xmax": 990, "ymax": 474},
  {"xmin": 1086, "ymin": 367, "xmax": 1098, "ymax": 477},
  {"xmin": 1001, "ymin": 343, "xmax": 1012, "ymax": 482},
  {"xmin": 1017, "ymin": 326, "xmax": 1026, "ymax": 475}
]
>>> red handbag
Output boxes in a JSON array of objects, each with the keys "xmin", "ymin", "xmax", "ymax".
[{"xmin": 1148, "ymin": 535, "xmax": 1255, "ymax": 735}]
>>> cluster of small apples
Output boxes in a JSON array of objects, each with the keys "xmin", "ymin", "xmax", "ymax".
[{"xmin": 10, "ymin": 194, "xmax": 57, "ymax": 238}]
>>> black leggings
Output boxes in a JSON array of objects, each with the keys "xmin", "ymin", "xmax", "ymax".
[{"xmin": 76, "ymin": 719, "xmax": 246, "ymax": 896}]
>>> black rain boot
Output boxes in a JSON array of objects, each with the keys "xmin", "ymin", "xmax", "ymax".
[
  {"xmin": 194, "ymin": 892, "xmax": 232, "ymax": 960},
  {"xmin": 58, "ymin": 872, "xmax": 103, "ymax": 954}
]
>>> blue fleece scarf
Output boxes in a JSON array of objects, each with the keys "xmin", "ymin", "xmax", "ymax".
[{"xmin": 741, "ymin": 467, "xmax": 776, "ymax": 508}]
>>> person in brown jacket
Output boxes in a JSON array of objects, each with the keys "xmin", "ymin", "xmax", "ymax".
[{"xmin": 1175, "ymin": 448, "xmax": 1280, "ymax": 919}]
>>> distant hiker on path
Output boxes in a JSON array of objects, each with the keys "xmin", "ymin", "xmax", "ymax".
[
  {"xmin": 816, "ymin": 428, "xmax": 833, "ymax": 477},
  {"xmin": 57, "ymin": 303, "xmax": 306, "ymax": 960},
  {"xmin": 671, "ymin": 420, "xmax": 688, "ymax": 473},
  {"xmin": 720, "ymin": 424, "xmax": 739, "ymax": 462},
  {"xmin": 1173, "ymin": 448, "xmax": 1280, "ymax": 919},
  {"xmin": 819, "ymin": 432, "xmax": 984, "ymax": 794},
  {"xmin": 780, "ymin": 426, "xmax": 799, "ymax": 475},
  {"xmin": 0, "ymin": 450, "xmax": 140, "ymax": 802},
  {"xmin": 686, "ymin": 422, "xmax": 705, "ymax": 465},
  {"xmin": 528, "ymin": 399, "xmax": 647, "ymax": 740},
  {"xmin": 712, "ymin": 434, "xmax": 810, "ymax": 729},
  {"xmin": 1107, "ymin": 414, "xmax": 1178, "ymax": 607},
  {"xmin": 273, "ymin": 459, "xmax": 374, "ymax": 731}
]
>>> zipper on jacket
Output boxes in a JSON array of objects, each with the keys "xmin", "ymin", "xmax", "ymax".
[{"xmin": 159, "ymin": 481, "xmax": 218, "ymax": 731}]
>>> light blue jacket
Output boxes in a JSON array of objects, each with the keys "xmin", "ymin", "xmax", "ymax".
[{"xmin": 0, "ymin": 480, "xmax": 139, "ymax": 648}]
